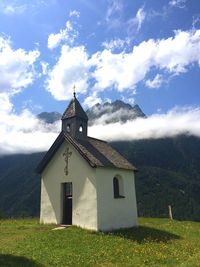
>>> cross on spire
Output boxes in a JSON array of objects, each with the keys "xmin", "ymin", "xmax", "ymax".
[{"xmin": 73, "ymin": 85, "xmax": 76, "ymax": 98}]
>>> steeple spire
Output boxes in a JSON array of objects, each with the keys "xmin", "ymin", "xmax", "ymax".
[
  {"xmin": 61, "ymin": 88, "xmax": 88, "ymax": 140},
  {"xmin": 73, "ymin": 85, "xmax": 76, "ymax": 98}
]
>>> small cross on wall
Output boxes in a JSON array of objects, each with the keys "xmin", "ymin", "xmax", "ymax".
[{"xmin": 63, "ymin": 147, "xmax": 72, "ymax": 175}]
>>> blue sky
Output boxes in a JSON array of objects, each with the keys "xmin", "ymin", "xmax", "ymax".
[{"xmin": 0, "ymin": 0, "xmax": 200, "ymax": 154}]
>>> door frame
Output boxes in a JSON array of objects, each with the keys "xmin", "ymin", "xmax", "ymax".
[{"xmin": 62, "ymin": 182, "xmax": 73, "ymax": 225}]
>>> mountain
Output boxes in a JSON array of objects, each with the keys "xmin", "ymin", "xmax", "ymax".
[
  {"xmin": 37, "ymin": 101, "xmax": 145, "ymax": 125},
  {"xmin": 37, "ymin": 112, "xmax": 62, "ymax": 124},
  {"xmin": 0, "ymin": 101, "xmax": 200, "ymax": 221},
  {"xmin": 86, "ymin": 100, "xmax": 146, "ymax": 125}
]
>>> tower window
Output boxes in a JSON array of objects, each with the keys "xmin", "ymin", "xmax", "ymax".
[
  {"xmin": 113, "ymin": 175, "xmax": 125, "ymax": 198},
  {"xmin": 67, "ymin": 124, "xmax": 70, "ymax": 133},
  {"xmin": 79, "ymin": 125, "xmax": 83, "ymax": 132}
]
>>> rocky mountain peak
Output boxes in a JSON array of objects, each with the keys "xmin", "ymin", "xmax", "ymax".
[
  {"xmin": 87, "ymin": 100, "xmax": 146, "ymax": 125},
  {"xmin": 37, "ymin": 100, "xmax": 146, "ymax": 125},
  {"xmin": 37, "ymin": 112, "xmax": 62, "ymax": 124}
]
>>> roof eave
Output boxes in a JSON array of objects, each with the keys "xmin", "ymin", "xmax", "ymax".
[{"xmin": 35, "ymin": 132, "xmax": 65, "ymax": 174}]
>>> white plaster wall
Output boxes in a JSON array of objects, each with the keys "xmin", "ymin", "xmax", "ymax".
[
  {"xmin": 96, "ymin": 167, "xmax": 138, "ymax": 231},
  {"xmin": 40, "ymin": 141, "xmax": 98, "ymax": 230}
]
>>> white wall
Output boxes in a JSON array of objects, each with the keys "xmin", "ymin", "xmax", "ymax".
[
  {"xmin": 96, "ymin": 167, "xmax": 138, "ymax": 231},
  {"xmin": 40, "ymin": 141, "xmax": 98, "ymax": 230}
]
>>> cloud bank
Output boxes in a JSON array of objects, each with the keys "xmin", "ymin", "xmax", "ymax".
[
  {"xmin": 89, "ymin": 107, "xmax": 200, "ymax": 141},
  {"xmin": 0, "ymin": 109, "xmax": 60, "ymax": 155},
  {"xmin": 0, "ymin": 106, "xmax": 199, "ymax": 155}
]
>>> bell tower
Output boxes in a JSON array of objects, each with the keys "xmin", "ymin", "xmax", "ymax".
[{"xmin": 61, "ymin": 91, "xmax": 88, "ymax": 140}]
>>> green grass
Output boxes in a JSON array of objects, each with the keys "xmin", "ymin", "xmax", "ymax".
[{"xmin": 1, "ymin": 218, "xmax": 200, "ymax": 267}]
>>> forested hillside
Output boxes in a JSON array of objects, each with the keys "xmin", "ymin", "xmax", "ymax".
[
  {"xmin": 0, "ymin": 153, "xmax": 44, "ymax": 218},
  {"xmin": 112, "ymin": 135, "xmax": 200, "ymax": 221}
]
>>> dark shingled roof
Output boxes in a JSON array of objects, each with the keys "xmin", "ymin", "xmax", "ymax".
[
  {"xmin": 62, "ymin": 96, "xmax": 88, "ymax": 121},
  {"xmin": 36, "ymin": 132, "xmax": 136, "ymax": 174}
]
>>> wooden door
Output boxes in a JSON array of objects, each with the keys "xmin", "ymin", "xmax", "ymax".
[{"xmin": 62, "ymin": 182, "xmax": 72, "ymax": 225}]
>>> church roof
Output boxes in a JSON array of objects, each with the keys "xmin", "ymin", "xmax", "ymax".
[
  {"xmin": 62, "ymin": 95, "xmax": 88, "ymax": 121},
  {"xmin": 36, "ymin": 132, "xmax": 137, "ymax": 174}
]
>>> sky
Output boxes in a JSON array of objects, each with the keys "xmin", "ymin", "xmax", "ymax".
[{"xmin": 0, "ymin": 0, "xmax": 200, "ymax": 154}]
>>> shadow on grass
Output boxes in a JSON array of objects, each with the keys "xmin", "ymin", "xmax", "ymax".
[
  {"xmin": 106, "ymin": 226, "xmax": 181, "ymax": 243},
  {"xmin": 0, "ymin": 254, "xmax": 44, "ymax": 267}
]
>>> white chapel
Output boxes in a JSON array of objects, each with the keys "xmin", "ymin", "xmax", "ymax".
[{"xmin": 37, "ymin": 93, "xmax": 138, "ymax": 231}]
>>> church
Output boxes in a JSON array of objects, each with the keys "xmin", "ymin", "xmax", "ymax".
[{"xmin": 37, "ymin": 92, "xmax": 138, "ymax": 231}]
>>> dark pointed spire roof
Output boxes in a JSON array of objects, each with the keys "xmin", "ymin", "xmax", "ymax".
[{"xmin": 62, "ymin": 94, "xmax": 88, "ymax": 121}]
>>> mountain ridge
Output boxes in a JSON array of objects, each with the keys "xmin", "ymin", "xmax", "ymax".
[{"xmin": 37, "ymin": 100, "xmax": 146, "ymax": 125}]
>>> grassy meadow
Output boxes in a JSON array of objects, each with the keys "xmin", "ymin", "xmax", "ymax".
[{"xmin": 0, "ymin": 217, "xmax": 200, "ymax": 266}]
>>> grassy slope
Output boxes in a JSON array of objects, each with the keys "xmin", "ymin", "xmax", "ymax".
[{"xmin": 1, "ymin": 218, "xmax": 200, "ymax": 267}]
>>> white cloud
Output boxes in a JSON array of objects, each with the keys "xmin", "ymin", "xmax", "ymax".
[
  {"xmin": 0, "ymin": 36, "xmax": 40, "ymax": 95},
  {"xmin": 192, "ymin": 15, "xmax": 200, "ymax": 30},
  {"xmin": 91, "ymin": 42, "xmax": 155, "ymax": 92},
  {"xmin": 88, "ymin": 106, "xmax": 200, "ymax": 141},
  {"xmin": 106, "ymin": 0, "xmax": 123, "ymax": 20},
  {"xmin": 135, "ymin": 7, "xmax": 146, "ymax": 31},
  {"xmin": 22, "ymin": 99, "xmax": 42, "ymax": 112},
  {"xmin": 83, "ymin": 93, "xmax": 102, "ymax": 108},
  {"xmin": 1, "ymin": 3, "xmax": 27, "ymax": 15},
  {"xmin": 104, "ymin": 2, "xmax": 146, "ymax": 36},
  {"xmin": 41, "ymin": 61, "xmax": 49, "ymax": 75},
  {"xmin": 105, "ymin": 0, "xmax": 123, "ymax": 29},
  {"xmin": 169, "ymin": 0, "xmax": 187, "ymax": 8},
  {"xmin": 47, "ymin": 45, "xmax": 90, "ymax": 100},
  {"xmin": 0, "ymin": 108, "xmax": 60, "ymax": 155},
  {"xmin": 145, "ymin": 74, "xmax": 163, "ymax": 89},
  {"xmin": 0, "ymin": 93, "xmax": 13, "ymax": 114},
  {"xmin": 69, "ymin": 10, "xmax": 80, "ymax": 18},
  {"xmin": 91, "ymin": 29, "xmax": 200, "ymax": 92},
  {"xmin": 47, "ymin": 21, "xmax": 78, "ymax": 50},
  {"xmin": 128, "ymin": 7, "xmax": 146, "ymax": 33},
  {"xmin": 46, "ymin": 29, "xmax": 200, "ymax": 100},
  {"xmin": 102, "ymin": 38, "xmax": 130, "ymax": 51},
  {"xmin": 0, "ymin": 1, "xmax": 53, "ymax": 16},
  {"xmin": 121, "ymin": 95, "xmax": 135, "ymax": 105}
]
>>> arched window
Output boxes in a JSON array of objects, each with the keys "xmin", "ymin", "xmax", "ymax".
[
  {"xmin": 66, "ymin": 124, "xmax": 70, "ymax": 133},
  {"xmin": 113, "ymin": 175, "xmax": 124, "ymax": 199},
  {"xmin": 79, "ymin": 125, "xmax": 83, "ymax": 132},
  {"xmin": 113, "ymin": 177, "xmax": 119, "ymax": 198}
]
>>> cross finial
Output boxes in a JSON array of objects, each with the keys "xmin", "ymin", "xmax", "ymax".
[{"xmin": 73, "ymin": 85, "xmax": 76, "ymax": 98}]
